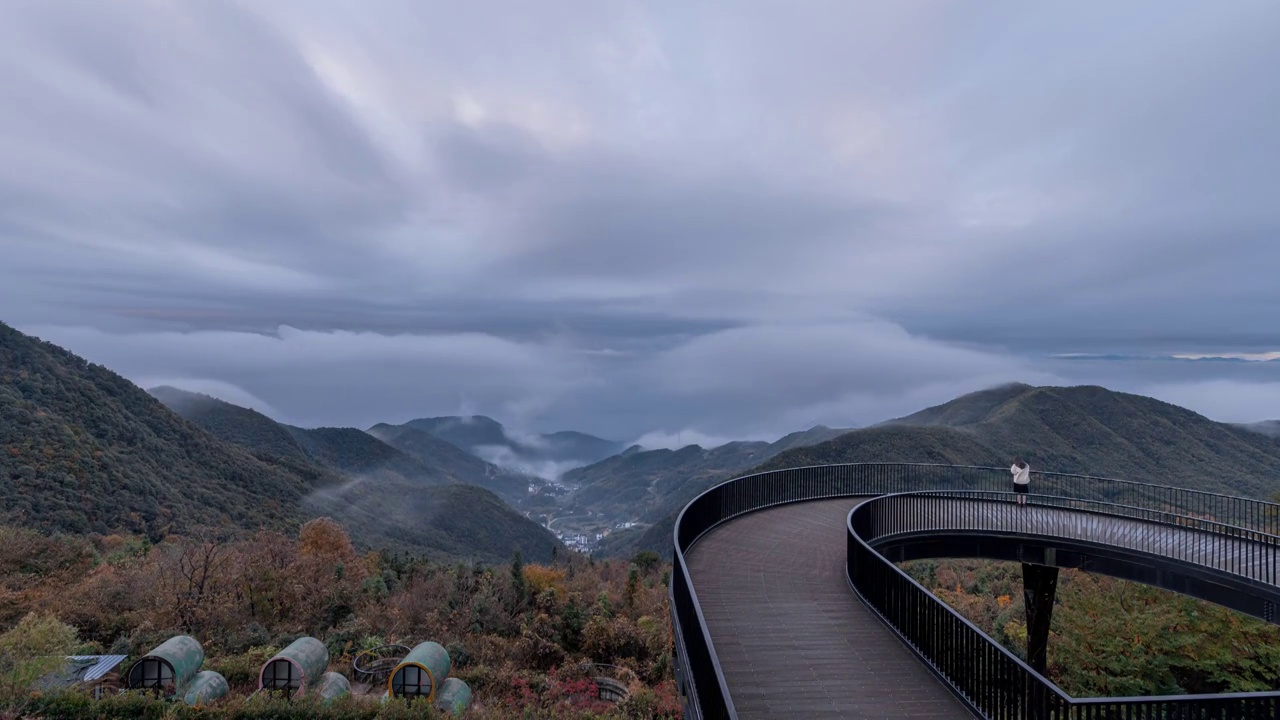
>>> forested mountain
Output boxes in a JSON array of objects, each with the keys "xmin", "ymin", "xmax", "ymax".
[
  {"xmin": 563, "ymin": 426, "xmax": 847, "ymax": 525},
  {"xmin": 153, "ymin": 386, "xmax": 535, "ymax": 503},
  {"xmin": 149, "ymin": 385, "xmax": 311, "ymax": 462},
  {"xmin": 392, "ymin": 414, "xmax": 625, "ymax": 471},
  {"xmin": 0, "ymin": 323, "xmax": 334, "ymax": 540},
  {"xmin": 366, "ymin": 423, "xmax": 532, "ymax": 500},
  {"xmin": 599, "ymin": 384, "xmax": 1280, "ymax": 557},
  {"xmin": 148, "ymin": 386, "xmax": 561, "ymax": 561},
  {"xmin": 285, "ymin": 425, "xmax": 444, "ymax": 482},
  {"xmin": 815, "ymin": 383, "xmax": 1280, "ymax": 497},
  {"xmin": 2, "ymin": 322, "xmax": 561, "ymax": 563},
  {"xmin": 305, "ymin": 482, "xmax": 561, "ymax": 563}
]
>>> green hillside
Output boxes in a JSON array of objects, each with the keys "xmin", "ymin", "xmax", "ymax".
[
  {"xmin": 0, "ymin": 323, "xmax": 335, "ymax": 540},
  {"xmin": 152, "ymin": 386, "xmax": 531, "ymax": 500},
  {"xmin": 150, "ymin": 386, "xmax": 454, "ymax": 492},
  {"xmin": 817, "ymin": 383, "xmax": 1280, "ymax": 497},
  {"xmin": 599, "ymin": 384, "xmax": 1280, "ymax": 557},
  {"xmin": 771, "ymin": 425, "xmax": 856, "ymax": 453},
  {"xmin": 366, "ymin": 423, "xmax": 532, "ymax": 500},
  {"xmin": 285, "ymin": 425, "xmax": 443, "ymax": 484},
  {"xmin": 306, "ymin": 482, "xmax": 562, "ymax": 564},
  {"xmin": 566, "ymin": 445, "xmax": 738, "ymax": 521},
  {"xmin": 149, "ymin": 385, "xmax": 312, "ymax": 462},
  {"xmin": 2, "ymin": 321, "xmax": 561, "ymax": 563},
  {"xmin": 148, "ymin": 389, "xmax": 562, "ymax": 561},
  {"xmin": 595, "ymin": 515, "xmax": 675, "ymax": 560}
]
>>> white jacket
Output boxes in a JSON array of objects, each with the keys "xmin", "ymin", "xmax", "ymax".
[{"xmin": 1011, "ymin": 464, "xmax": 1030, "ymax": 485}]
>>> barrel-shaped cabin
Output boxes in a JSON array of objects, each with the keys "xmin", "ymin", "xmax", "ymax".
[
  {"xmin": 182, "ymin": 670, "xmax": 229, "ymax": 706},
  {"xmin": 124, "ymin": 635, "xmax": 204, "ymax": 698},
  {"xmin": 388, "ymin": 642, "xmax": 452, "ymax": 701},
  {"xmin": 257, "ymin": 637, "xmax": 329, "ymax": 698}
]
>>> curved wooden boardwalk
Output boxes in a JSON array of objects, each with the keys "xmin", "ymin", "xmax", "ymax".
[
  {"xmin": 684, "ymin": 494, "xmax": 1280, "ymax": 718},
  {"xmin": 685, "ymin": 498, "xmax": 975, "ymax": 719}
]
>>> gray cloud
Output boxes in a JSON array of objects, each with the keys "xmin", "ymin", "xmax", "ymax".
[{"xmin": 4, "ymin": 0, "xmax": 1280, "ymax": 441}]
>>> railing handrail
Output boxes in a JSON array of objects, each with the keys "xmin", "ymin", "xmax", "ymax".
[
  {"xmin": 876, "ymin": 488, "xmax": 1280, "ymax": 546},
  {"xmin": 670, "ymin": 463, "xmax": 1280, "ymax": 719},
  {"xmin": 671, "ymin": 496, "xmax": 739, "ymax": 719},
  {"xmin": 847, "ymin": 489, "xmax": 1280, "ymax": 708},
  {"xmin": 711, "ymin": 461, "xmax": 1280, "ymax": 510}
]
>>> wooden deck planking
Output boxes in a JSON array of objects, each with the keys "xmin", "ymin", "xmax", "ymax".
[{"xmin": 686, "ymin": 499, "xmax": 976, "ymax": 719}]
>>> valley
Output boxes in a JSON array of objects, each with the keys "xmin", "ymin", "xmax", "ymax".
[
  {"xmin": 128, "ymin": 378, "xmax": 1280, "ymax": 561},
  {"xmin": 6, "ymin": 320, "xmax": 1280, "ymax": 714},
  {"xmin": 10, "ymin": 320, "xmax": 1280, "ymax": 563}
]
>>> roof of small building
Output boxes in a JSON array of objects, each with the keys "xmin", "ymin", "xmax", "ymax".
[
  {"xmin": 35, "ymin": 655, "xmax": 128, "ymax": 691},
  {"xmin": 66, "ymin": 655, "xmax": 129, "ymax": 682}
]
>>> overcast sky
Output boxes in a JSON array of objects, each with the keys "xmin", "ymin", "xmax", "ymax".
[{"xmin": 3, "ymin": 0, "xmax": 1279, "ymax": 445}]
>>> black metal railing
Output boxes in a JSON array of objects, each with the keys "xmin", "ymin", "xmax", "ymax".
[
  {"xmin": 669, "ymin": 463, "xmax": 1280, "ymax": 720},
  {"xmin": 847, "ymin": 490, "xmax": 1280, "ymax": 719},
  {"xmin": 862, "ymin": 490, "xmax": 1280, "ymax": 587}
]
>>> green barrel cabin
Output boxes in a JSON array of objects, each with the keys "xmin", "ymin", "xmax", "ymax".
[
  {"xmin": 124, "ymin": 635, "xmax": 204, "ymax": 698},
  {"xmin": 257, "ymin": 637, "xmax": 330, "ymax": 698},
  {"xmin": 387, "ymin": 641, "xmax": 451, "ymax": 701}
]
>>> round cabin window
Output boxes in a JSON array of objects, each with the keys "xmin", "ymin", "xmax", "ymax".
[
  {"xmin": 391, "ymin": 665, "xmax": 429, "ymax": 697},
  {"xmin": 262, "ymin": 659, "xmax": 300, "ymax": 695},
  {"xmin": 128, "ymin": 658, "xmax": 174, "ymax": 692}
]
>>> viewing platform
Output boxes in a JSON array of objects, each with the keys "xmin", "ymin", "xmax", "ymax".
[{"xmin": 670, "ymin": 464, "xmax": 1280, "ymax": 719}]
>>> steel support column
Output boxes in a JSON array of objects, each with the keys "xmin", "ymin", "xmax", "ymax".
[{"xmin": 1022, "ymin": 562, "xmax": 1059, "ymax": 676}]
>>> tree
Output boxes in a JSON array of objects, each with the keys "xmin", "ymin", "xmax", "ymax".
[
  {"xmin": 631, "ymin": 551, "xmax": 661, "ymax": 575},
  {"xmin": 624, "ymin": 566, "xmax": 641, "ymax": 611},
  {"xmin": 298, "ymin": 518, "xmax": 357, "ymax": 563},
  {"xmin": 0, "ymin": 613, "xmax": 80, "ymax": 706},
  {"xmin": 155, "ymin": 531, "xmax": 232, "ymax": 634},
  {"xmin": 509, "ymin": 551, "xmax": 528, "ymax": 611}
]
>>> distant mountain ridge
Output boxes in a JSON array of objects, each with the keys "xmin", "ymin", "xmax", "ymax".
[
  {"xmin": 0, "ymin": 321, "xmax": 561, "ymax": 563},
  {"xmin": 1241, "ymin": 420, "xmax": 1280, "ymax": 438},
  {"xmin": 149, "ymin": 385, "xmax": 312, "ymax": 462},
  {"xmin": 151, "ymin": 386, "xmax": 534, "ymax": 502},
  {"xmin": 18, "ymin": 315, "xmax": 1279, "ymax": 566},
  {"xmin": 366, "ymin": 422, "xmax": 532, "ymax": 499},
  {"xmin": 598, "ymin": 384, "xmax": 1280, "ymax": 558},
  {"xmin": 868, "ymin": 383, "xmax": 1280, "ymax": 495},
  {"xmin": 562, "ymin": 425, "xmax": 849, "ymax": 525},
  {"xmin": 146, "ymin": 385, "xmax": 558, "ymax": 562},
  {"xmin": 392, "ymin": 414, "xmax": 626, "ymax": 477}
]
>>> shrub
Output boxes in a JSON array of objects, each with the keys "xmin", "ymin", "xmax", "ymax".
[
  {"xmin": 0, "ymin": 612, "xmax": 81, "ymax": 705},
  {"xmin": 205, "ymin": 645, "xmax": 278, "ymax": 689},
  {"xmin": 19, "ymin": 692, "xmax": 448, "ymax": 719},
  {"xmin": 524, "ymin": 565, "xmax": 567, "ymax": 600}
]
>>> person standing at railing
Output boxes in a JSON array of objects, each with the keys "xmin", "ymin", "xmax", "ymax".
[{"xmin": 1011, "ymin": 458, "xmax": 1031, "ymax": 505}]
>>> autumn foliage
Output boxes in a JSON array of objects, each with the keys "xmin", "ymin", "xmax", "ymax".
[
  {"xmin": 904, "ymin": 558, "xmax": 1280, "ymax": 697},
  {"xmin": 0, "ymin": 521, "xmax": 680, "ymax": 718}
]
